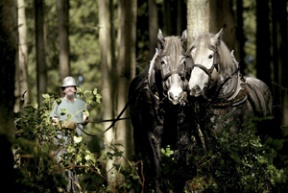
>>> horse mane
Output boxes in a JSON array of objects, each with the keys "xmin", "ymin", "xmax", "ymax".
[
  {"xmin": 161, "ymin": 36, "xmax": 183, "ymax": 56},
  {"xmin": 159, "ymin": 36, "xmax": 184, "ymax": 70},
  {"xmin": 148, "ymin": 35, "xmax": 184, "ymax": 86},
  {"xmin": 217, "ymin": 39, "xmax": 236, "ymax": 75}
]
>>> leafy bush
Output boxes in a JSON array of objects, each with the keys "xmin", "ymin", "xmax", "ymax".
[
  {"xmin": 12, "ymin": 89, "xmax": 288, "ymax": 192},
  {"xmin": 185, "ymin": 116, "xmax": 288, "ymax": 193}
]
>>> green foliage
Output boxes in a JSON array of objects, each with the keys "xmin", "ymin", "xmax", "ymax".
[
  {"xmin": 185, "ymin": 116, "xmax": 288, "ymax": 193},
  {"xmin": 13, "ymin": 88, "xmax": 145, "ymax": 192},
  {"xmin": 12, "ymin": 88, "xmax": 288, "ymax": 192},
  {"xmin": 14, "ymin": 89, "xmax": 103, "ymax": 192}
]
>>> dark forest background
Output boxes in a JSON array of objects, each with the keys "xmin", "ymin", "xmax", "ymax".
[{"xmin": 0, "ymin": 0, "xmax": 288, "ymax": 192}]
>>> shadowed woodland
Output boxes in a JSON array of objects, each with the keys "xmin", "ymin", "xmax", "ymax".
[{"xmin": 0, "ymin": 0, "xmax": 288, "ymax": 192}]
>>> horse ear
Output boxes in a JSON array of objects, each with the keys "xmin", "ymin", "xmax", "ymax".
[
  {"xmin": 181, "ymin": 30, "xmax": 187, "ymax": 50},
  {"xmin": 157, "ymin": 29, "xmax": 165, "ymax": 49},
  {"xmin": 212, "ymin": 28, "xmax": 223, "ymax": 46},
  {"xmin": 192, "ymin": 30, "xmax": 199, "ymax": 41},
  {"xmin": 181, "ymin": 30, "xmax": 187, "ymax": 41},
  {"xmin": 231, "ymin": 50, "xmax": 239, "ymax": 69}
]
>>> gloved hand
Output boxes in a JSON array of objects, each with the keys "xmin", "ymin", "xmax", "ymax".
[
  {"xmin": 51, "ymin": 117, "xmax": 59, "ymax": 126},
  {"xmin": 81, "ymin": 116, "xmax": 89, "ymax": 126},
  {"xmin": 61, "ymin": 121, "xmax": 76, "ymax": 130}
]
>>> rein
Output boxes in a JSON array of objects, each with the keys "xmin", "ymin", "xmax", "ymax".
[
  {"xmin": 209, "ymin": 68, "xmax": 240, "ymax": 101},
  {"xmin": 76, "ymin": 99, "xmax": 131, "ymax": 137},
  {"xmin": 192, "ymin": 45, "xmax": 244, "ymax": 105},
  {"xmin": 207, "ymin": 61, "xmax": 247, "ymax": 107}
]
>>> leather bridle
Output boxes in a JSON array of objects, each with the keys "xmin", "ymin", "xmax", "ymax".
[{"xmin": 189, "ymin": 46, "xmax": 220, "ymax": 78}]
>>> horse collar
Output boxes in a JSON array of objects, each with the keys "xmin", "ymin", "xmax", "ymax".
[{"xmin": 211, "ymin": 74, "xmax": 248, "ymax": 108}]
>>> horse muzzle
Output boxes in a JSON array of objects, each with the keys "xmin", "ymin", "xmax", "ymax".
[{"xmin": 168, "ymin": 90, "xmax": 187, "ymax": 105}]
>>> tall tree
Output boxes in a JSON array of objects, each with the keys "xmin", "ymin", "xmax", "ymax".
[
  {"xmin": 148, "ymin": 0, "xmax": 158, "ymax": 58},
  {"xmin": 176, "ymin": 0, "xmax": 186, "ymax": 35},
  {"xmin": 235, "ymin": 0, "xmax": 246, "ymax": 75},
  {"xmin": 57, "ymin": 0, "xmax": 70, "ymax": 80},
  {"xmin": 97, "ymin": 0, "xmax": 116, "ymax": 185},
  {"xmin": 0, "ymin": 0, "xmax": 18, "ymax": 190},
  {"xmin": 34, "ymin": 0, "xmax": 47, "ymax": 106},
  {"xmin": 15, "ymin": 0, "xmax": 29, "ymax": 112},
  {"xmin": 162, "ymin": 0, "xmax": 186, "ymax": 36},
  {"xmin": 187, "ymin": 0, "xmax": 235, "ymax": 50},
  {"xmin": 271, "ymin": 0, "xmax": 288, "ymax": 136},
  {"xmin": 0, "ymin": 0, "xmax": 17, "ymax": 135},
  {"xmin": 116, "ymin": 0, "xmax": 137, "ymax": 162},
  {"xmin": 256, "ymin": 0, "xmax": 271, "ymax": 87}
]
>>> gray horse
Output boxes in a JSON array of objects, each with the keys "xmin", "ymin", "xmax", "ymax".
[
  {"xmin": 186, "ymin": 28, "xmax": 272, "ymax": 134},
  {"xmin": 184, "ymin": 28, "xmax": 273, "ymax": 192},
  {"xmin": 129, "ymin": 29, "xmax": 195, "ymax": 193}
]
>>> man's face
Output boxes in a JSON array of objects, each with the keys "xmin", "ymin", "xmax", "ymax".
[{"xmin": 63, "ymin": 86, "xmax": 76, "ymax": 97}]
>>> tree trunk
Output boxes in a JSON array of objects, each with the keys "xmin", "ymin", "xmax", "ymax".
[
  {"xmin": 187, "ymin": 0, "xmax": 211, "ymax": 45},
  {"xmin": 0, "ymin": 0, "xmax": 18, "ymax": 191},
  {"xmin": 117, "ymin": 0, "xmax": 136, "ymax": 162},
  {"xmin": 57, "ymin": 0, "xmax": 70, "ymax": 80},
  {"xmin": 97, "ymin": 0, "xmax": 116, "ymax": 185},
  {"xmin": 187, "ymin": 0, "xmax": 235, "ymax": 50},
  {"xmin": 176, "ymin": 0, "xmax": 186, "ymax": 36},
  {"xmin": 148, "ymin": 0, "xmax": 158, "ymax": 58},
  {"xmin": 34, "ymin": 0, "xmax": 47, "ymax": 107},
  {"xmin": 0, "ymin": 0, "xmax": 17, "ymax": 133},
  {"xmin": 256, "ymin": 0, "xmax": 271, "ymax": 87},
  {"xmin": 15, "ymin": 0, "xmax": 29, "ymax": 112},
  {"xmin": 271, "ymin": 0, "xmax": 288, "ymax": 136},
  {"xmin": 235, "ymin": 0, "xmax": 246, "ymax": 75}
]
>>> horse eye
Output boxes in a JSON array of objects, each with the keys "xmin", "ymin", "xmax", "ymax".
[
  {"xmin": 161, "ymin": 60, "xmax": 166, "ymax": 65},
  {"xmin": 208, "ymin": 54, "xmax": 213, "ymax": 59}
]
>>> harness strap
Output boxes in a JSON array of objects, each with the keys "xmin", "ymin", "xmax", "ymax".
[
  {"xmin": 162, "ymin": 71, "xmax": 185, "ymax": 81},
  {"xmin": 212, "ymin": 81, "xmax": 248, "ymax": 108}
]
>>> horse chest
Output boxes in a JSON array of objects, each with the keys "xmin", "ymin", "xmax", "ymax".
[
  {"xmin": 197, "ymin": 103, "xmax": 245, "ymax": 134},
  {"xmin": 210, "ymin": 107, "xmax": 230, "ymax": 116}
]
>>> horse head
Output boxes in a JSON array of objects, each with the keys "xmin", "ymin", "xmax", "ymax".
[
  {"xmin": 186, "ymin": 28, "xmax": 237, "ymax": 100},
  {"xmin": 148, "ymin": 29, "xmax": 188, "ymax": 105}
]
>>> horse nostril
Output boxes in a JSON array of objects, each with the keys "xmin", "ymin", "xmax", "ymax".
[
  {"xmin": 190, "ymin": 85, "xmax": 201, "ymax": 96},
  {"xmin": 168, "ymin": 92, "xmax": 177, "ymax": 101},
  {"xmin": 195, "ymin": 85, "xmax": 200, "ymax": 92}
]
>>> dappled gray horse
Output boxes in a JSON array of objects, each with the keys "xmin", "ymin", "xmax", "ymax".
[
  {"xmin": 129, "ymin": 29, "xmax": 195, "ymax": 193},
  {"xmin": 184, "ymin": 28, "xmax": 273, "ymax": 192},
  {"xmin": 186, "ymin": 28, "xmax": 272, "ymax": 135}
]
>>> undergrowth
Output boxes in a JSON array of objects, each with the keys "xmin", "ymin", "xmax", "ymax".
[{"xmin": 11, "ymin": 88, "xmax": 288, "ymax": 192}]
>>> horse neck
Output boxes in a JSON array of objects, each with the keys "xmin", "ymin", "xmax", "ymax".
[{"xmin": 213, "ymin": 59, "xmax": 241, "ymax": 100}]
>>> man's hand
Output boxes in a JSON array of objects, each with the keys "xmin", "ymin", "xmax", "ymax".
[
  {"xmin": 51, "ymin": 117, "xmax": 59, "ymax": 126},
  {"xmin": 81, "ymin": 115, "xmax": 89, "ymax": 126},
  {"xmin": 65, "ymin": 122, "xmax": 76, "ymax": 130}
]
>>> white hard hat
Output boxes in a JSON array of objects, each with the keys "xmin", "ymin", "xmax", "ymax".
[{"xmin": 61, "ymin": 76, "xmax": 77, "ymax": 87}]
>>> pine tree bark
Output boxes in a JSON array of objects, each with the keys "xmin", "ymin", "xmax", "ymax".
[
  {"xmin": 34, "ymin": 0, "xmax": 47, "ymax": 107},
  {"xmin": 0, "ymin": 0, "xmax": 18, "ymax": 191},
  {"xmin": 57, "ymin": 0, "xmax": 70, "ymax": 80},
  {"xmin": 187, "ymin": 0, "xmax": 235, "ymax": 50},
  {"xmin": 15, "ymin": 0, "xmax": 29, "ymax": 112},
  {"xmin": 148, "ymin": 0, "xmax": 158, "ymax": 58},
  {"xmin": 117, "ymin": 0, "xmax": 137, "ymax": 161},
  {"xmin": 97, "ymin": 0, "xmax": 116, "ymax": 185},
  {"xmin": 256, "ymin": 0, "xmax": 271, "ymax": 87},
  {"xmin": 271, "ymin": 0, "xmax": 288, "ymax": 136}
]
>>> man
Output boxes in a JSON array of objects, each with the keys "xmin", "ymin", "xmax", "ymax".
[
  {"xmin": 50, "ymin": 76, "xmax": 89, "ymax": 134},
  {"xmin": 50, "ymin": 76, "xmax": 89, "ymax": 192}
]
